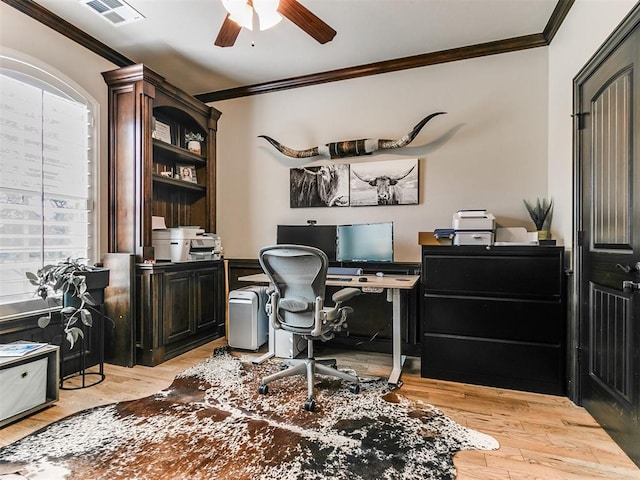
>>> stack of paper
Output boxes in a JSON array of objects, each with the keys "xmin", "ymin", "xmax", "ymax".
[{"xmin": 456, "ymin": 209, "xmax": 487, "ymax": 218}]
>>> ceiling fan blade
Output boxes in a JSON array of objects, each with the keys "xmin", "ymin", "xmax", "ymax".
[
  {"xmin": 215, "ymin": 14, "xmax": 242, "ymax": 47},
  {"xmin": 278, "ymin": 0, "xmax": 336, "ymax": 44}
]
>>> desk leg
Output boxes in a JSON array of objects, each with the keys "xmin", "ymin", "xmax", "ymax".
[
  {"xmin": 252, "ymin": 351, "xmax": 274, "ymax": 364},
  {"xmin": 252, "ymin": 323, "xmax": 275, "ymax": 365},
  {"xmin": 388, "ymin": 288, "xmax": 405, "ymax": 387}
]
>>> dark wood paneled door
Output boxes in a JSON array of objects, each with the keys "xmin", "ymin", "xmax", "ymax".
[{"xmin": 575, "ymin": 7, "xmax": 640, "ymax": 467}]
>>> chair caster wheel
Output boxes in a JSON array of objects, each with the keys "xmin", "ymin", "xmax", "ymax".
[
  {"xmin": 258, "ymin": 384, "xmax": 268, "ymax": 395},
  {"xmin": 349, "ymin": 383, "xmax": 360, "ymax": 394},
  {"xmin": 304, "ymin": 399, "xmax": 316, "ymax": 411}
]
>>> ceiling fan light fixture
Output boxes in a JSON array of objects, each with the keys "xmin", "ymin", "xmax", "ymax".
[
  {"xmin": 221, "ymin": 0, "xmax": 253, "ymax": 30},
  {"xmin": 253, "ymin": 0, "xmax": 282, "ymax": 31}
]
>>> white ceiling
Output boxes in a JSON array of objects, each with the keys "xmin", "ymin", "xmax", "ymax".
[{"xmin": 32, "ymin": 0, "xmax": 559, "ymax": 97}]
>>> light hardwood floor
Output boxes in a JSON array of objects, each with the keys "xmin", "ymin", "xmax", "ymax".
[{"xmin": 1, "ymin": 339, "xmax": 639, "ymax": 480}]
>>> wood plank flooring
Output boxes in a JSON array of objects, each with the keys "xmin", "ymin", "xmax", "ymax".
[{"xmin": 1, "ymin": 339, "xmax": 639, "ymax": 480}]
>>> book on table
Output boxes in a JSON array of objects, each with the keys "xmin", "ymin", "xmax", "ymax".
[{"xmin": 0, "ymin": 342, "xmax": 48, "ymax": 357}]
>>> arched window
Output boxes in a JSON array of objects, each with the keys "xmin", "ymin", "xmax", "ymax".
[{"xmin": 0, "ymin": 51, "xmax": 98, "ymax": 315}]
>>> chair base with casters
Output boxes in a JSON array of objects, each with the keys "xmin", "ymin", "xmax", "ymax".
[
  {"xmin": 256, "ymin": 244, "xmax": 362, "ymax": 412},
  {"xmin": 258, "ymin": 339, "xmax": 360, "ymax": 411}
]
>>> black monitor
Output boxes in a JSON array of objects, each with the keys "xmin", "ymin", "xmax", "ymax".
[
  {"xmin": 276, "ymin": 225, "xmax": 337, "ymax": 261},
  {"xmin": 336, "ymin": 222, "xmax": 394, "ymax": 263}
]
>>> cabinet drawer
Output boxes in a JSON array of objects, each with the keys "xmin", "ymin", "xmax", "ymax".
[
  {"xmin": 0, "ymin": 357, "xmax": 47, "ymax": 422},
  {"xmin": 423, "ymin": 296, "xmax": 563, "ymax": 343},
  {"xmin": 422, "ymin": 334, "xmax": 564, "ymax": 394},
  {"xmin": 422, "ymin": 252, "xmax": 562, "ymax": 298},
  {"xmin": 453, "ymin": 231, "xmax": 494, "ymax": 245}
]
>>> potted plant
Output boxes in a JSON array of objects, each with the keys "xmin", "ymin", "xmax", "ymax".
[
  {"xmin": 184, "ymin": 131, "xmax": 204, "ymax": 155},
  {"xmin": 523, "ymin": 198, "xmax": 553, "ymax": 239},
  {"xmin": 26, "ymin": 258, "xmax": 110, "ymax": 349}
]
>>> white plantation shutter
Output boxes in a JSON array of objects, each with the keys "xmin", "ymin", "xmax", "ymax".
[{"xmin": 0, "ymin": 72, "xmax": 94, "ymax": 308}]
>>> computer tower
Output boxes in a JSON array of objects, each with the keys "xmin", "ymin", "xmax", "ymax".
[
  {"xmin": 271, "ymin": 323, "xmax": 306, "ymax": 359},
  {"xmin": 228, "ymin": 286, "xmax": 269, "ymax": 350}
]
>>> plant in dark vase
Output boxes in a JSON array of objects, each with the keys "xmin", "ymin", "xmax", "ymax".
[
  {"xmin": 184, "ymin": 131, "xmax": 204, "ymax": 155},
  {"xmin": 26, "ymin": 258, "xmax": 110, "ymax": 349},
  {"xmin": 523, "ymin": 198, "xmax": 553, "ymax": 240}
]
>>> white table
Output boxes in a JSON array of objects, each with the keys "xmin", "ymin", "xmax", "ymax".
[{"xmin": 238, "ymin": 273, "xmax": 419, "ymax": 387}]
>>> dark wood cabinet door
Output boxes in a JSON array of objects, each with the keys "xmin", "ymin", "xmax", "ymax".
[
  {"xmin": 194, "ymin": 267, "xmax": 221, "ymax": 332},
  {"xmin": 162, "ymin": 270, "xmax": 193, "ymax": 344}
]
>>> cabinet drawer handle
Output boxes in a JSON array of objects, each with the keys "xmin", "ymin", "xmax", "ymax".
[{"xmin": 21, "ymin": 372, "xmax": 28, "ymax": 378}]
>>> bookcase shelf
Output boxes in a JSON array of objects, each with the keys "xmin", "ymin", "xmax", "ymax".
[
  {"xmin": 153, "ymin": 139, "xmax": 207, "ymax": 165},
  {"xmin": 152, "ymin": 173, "xmax": 207, "ymax": 192}
]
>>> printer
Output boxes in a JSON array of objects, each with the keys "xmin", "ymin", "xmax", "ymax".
[
  {"xmin": 190, "ymin": 233, "xmax": 222, "ymax": 260},
  {"xmin": 152, "ymin": 226, "xmax": 222, "ymax": 262},
  {"xmin": 452, "ymin": 210, "xmax": 496, "ymax": 246}
]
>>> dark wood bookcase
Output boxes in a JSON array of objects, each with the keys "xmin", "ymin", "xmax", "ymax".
[{"xmin": 102, "ymin": 64, "xmax": 224, "ymax": 366}]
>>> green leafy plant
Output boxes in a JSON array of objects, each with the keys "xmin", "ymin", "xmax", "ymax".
[
  {"xmin": 523, "ymin": 198, "xmax": 553, "ymax": 231},
  {"xmin": 26, "ymin": 258, "xmax": 104, "ymax": 349},
  {"xmin": 184, "ymin": 132, "xmax": 204, "ymax": 143}
]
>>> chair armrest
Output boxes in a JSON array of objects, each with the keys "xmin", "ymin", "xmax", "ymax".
[{"xmin": 331, "ymin": 287, "xmax": 361, "ymax": 304}]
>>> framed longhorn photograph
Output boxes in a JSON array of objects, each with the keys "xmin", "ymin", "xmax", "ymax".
[
  {"xmin": 289, "ymin": 164, "xmax": 350, "ymax": 208},
  {"xmin": 350, "ymin": 158, "xmax": 419, "ymax": 206}
]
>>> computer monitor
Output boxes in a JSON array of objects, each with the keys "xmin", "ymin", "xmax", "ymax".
[
  {"xmin": 276, "ymin": 224, "xmax": 337, "ymax": 261},
  {"xmin": 336, "ymin": 222, "xmax": 394, "ymax": 263}
]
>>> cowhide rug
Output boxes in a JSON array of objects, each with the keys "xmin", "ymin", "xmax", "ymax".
[{"xmin": 0, "ymin": 348, "xmax": 498, "ymax": 480}]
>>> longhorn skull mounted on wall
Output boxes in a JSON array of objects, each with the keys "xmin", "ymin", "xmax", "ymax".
[{"xmin": 259, "ymin": 112, "xmax": 446, "ymax": 159}]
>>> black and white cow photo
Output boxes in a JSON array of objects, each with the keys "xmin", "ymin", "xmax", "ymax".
[
  {"xmin": 289, "ymin": 164, "xmax": 350, "ymax": 208},
  {"xmin": 350, "ymin": 158, "xmax": 418, "ymax": 206}
]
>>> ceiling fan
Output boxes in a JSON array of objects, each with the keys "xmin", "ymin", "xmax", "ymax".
[{"xmin": 215, "ymin": 0, "xmax": 337, "ymax": 47}]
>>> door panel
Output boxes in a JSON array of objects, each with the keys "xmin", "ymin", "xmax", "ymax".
[
  {"xmin": 591, "ymin": 69, "xmax": 632, "ymax": 250},
  {"xmin": 589, "ymin": 284, "xmax": 632, "ymax": 403},
  {"xmin": 163, "ymin": 271, "xmax": 193, "ymax": 343},
  {"xmin": 195, "ymin": 268, "xmax": 219, "ymax": 331},
  {"xmin": 576, "ymin": 13, "xmax": 640, "ymax": 467}
]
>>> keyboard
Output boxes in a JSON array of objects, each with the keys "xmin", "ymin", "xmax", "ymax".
[{"xmin": 327, "ymin": 276, "xmax": 352, "ymax": 281}]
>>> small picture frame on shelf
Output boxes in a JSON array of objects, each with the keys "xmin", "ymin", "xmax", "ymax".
[
  {"xmin": 153, "ymin": 120, "xmax": 172, "ymax": 144},
  {"xmin": 177, "ymin": 164, "xmax": 197, "ymax": 183}
]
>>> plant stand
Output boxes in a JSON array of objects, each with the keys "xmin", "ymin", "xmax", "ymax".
[{"xmin": 59, "ymin": 304, "xmax": 106, "ymax": 390}]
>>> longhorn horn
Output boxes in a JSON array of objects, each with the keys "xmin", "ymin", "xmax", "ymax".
[
  {"xmin": 300, "ymin": 167, "xmax": 322, "ymax": 175},
  {"xmin": 351, "ymin": 169, "xmax": 375, "ymax": 185},
  {"xmin": 259, "ymin": 111, "xmax": 446, "ymax": 159},
  {"xmin": 390, "ymin": 165, "xmax": 416, "ymax": 183},
  {"xmin": 259, "ymin": 135, "xmax": 319, "ymax": 158},
  {"xmin": 378, "ymin": 112, "xmax": 446, "ymax": 150}
]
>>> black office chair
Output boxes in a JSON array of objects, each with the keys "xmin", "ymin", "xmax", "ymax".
[{"xmin": 257, "ymin": 245, "xmax": 361, "ymax": 411}]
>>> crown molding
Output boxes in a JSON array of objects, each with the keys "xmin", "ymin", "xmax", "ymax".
[{"xmin": 195, "ymin": 33, "xmax": 548, "ymax": 103}]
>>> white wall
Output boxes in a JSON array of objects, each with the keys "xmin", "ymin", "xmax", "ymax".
[
  {"xmin": 214, "ymin": 49, "xmax": 549, "ymax": 262},
  {"xmin": 548, "ymin": 0, "xmax": 637, "ymax": 259},
  {"xmin": 0, "ymin": 2, "xmax": 117, "ymax": 259}
]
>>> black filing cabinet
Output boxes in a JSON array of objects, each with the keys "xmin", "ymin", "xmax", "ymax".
[{"xmin": 421, "ymin": 245, "xmax": 566, "ymax": 395}]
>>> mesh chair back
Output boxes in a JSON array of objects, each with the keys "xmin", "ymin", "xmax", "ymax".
[{"xmin": 259, "ymin": 245, "xmax": 328, "ymax": 331}]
